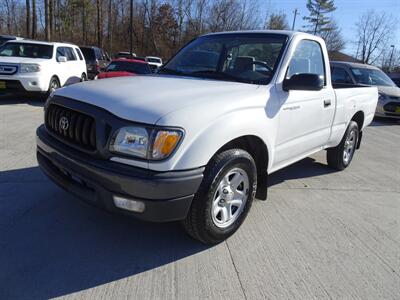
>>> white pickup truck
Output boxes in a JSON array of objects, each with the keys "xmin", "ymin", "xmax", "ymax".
[{"xmin": 36, "ymin": 31, "xmax": 378, "ymax": 244}]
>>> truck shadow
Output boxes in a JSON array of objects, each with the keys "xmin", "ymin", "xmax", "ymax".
[
  {"xmin": 0, "ymin": 96, "xmax": 45, "ymax": 107},
  {"xmin": 1, "ymin": 157, "xmax": 334, "ymax": 298},
  {"xmin": 370, "ymin": 117, "xmax": 400, "ymax": 126},
  {"xmin": 0, "ymin": 166, "xmax": 208, "ymax": 299},
  {"xmin": 268, "ymin": 157, "xmax": 337, "ymax": 187}
]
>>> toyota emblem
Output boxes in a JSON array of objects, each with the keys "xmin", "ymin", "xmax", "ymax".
[{"xmin": 59, "ymin": 116, "xmax": 69, "ymax": 131}]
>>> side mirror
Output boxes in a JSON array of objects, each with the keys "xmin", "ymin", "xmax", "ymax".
[
  {"xmin": 283, "ymin": 73, "xmax": 324, "ymax": 91},
  {"xmin": 57, "ymin": 56, "xmax": 67, "ymax": 63}
]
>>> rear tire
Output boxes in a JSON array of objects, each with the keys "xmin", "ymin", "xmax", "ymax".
[
  {"xmin": 81, "ymin": 73, "xmax": 87, "ymax": 82},
  {"xmin": 182, "ymin": 149, "xmax": 257, "ymax": 245},
  {"xmin": 327, "ymin": 121, "xmax": 359, "ymax": 170}
]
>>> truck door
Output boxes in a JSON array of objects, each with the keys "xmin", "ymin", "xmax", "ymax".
[{"xmin": 274, "ymin": 39, "xmax": 335, "ymax": 166}]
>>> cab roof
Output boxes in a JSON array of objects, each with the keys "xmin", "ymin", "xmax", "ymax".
[
  {"xmin": 202, "ymin": 30, "xmax": 316, "ymax": 39},
  {"xmin": 330, "ymin": 61, "xmax": 380, "ymax": 70},
  {"xmin": 5, "ymin": 39, "xmax": 79, "ymax": 47}
]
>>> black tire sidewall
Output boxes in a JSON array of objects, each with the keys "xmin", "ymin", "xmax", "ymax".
[
  {"xmin": 195, "ymin": 151, "xmax": 257, "ymax": 243},
  {"xmin": 46, "ymin": 77, "xmax": 60, "ymax": 97},
  {"xmin": 341, "ymin": 122, "xmax": 359, "ymax": 167}
]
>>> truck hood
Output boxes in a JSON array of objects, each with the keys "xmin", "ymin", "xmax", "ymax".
[
  {"xmin": 0, "ymin": 56, "xmax": 50, "ymax": 64},
  {"xmin": 377, "ymin": 86, "xmax": 400, "ymax": 98},
  {"xmin": 54, "ymin": 75, "xmax": 263, "ymax": 124}
]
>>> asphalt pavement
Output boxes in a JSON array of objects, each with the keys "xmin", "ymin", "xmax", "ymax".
[{"xmin": 0, "ymin": 99, "xmax": 399, "ymax": 299}]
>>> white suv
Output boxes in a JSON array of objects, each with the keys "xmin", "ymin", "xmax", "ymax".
[{"xmin": 0, "ymin": 40, "xmax": 87, "ymax": 96}]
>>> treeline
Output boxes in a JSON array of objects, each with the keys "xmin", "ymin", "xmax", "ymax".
[
  {"xmin": 0, "ymin": 0, "xmax": 261, "ymax": 58},
  {"xmin": 0, "ymin": 0, "xmax": 398, "ymax": 69}
]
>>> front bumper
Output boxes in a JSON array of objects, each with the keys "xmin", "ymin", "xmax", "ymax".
[
  {"xmin": 0, "ymin": 74, "xmax": 48, "ymax": 93},
  {"xmin": 36, "ymin": 125, "xmax": 204, "ymax": 222},
  {"xmin": 375, "ymin": 100, "xmax": 400, "ymax": 119}
]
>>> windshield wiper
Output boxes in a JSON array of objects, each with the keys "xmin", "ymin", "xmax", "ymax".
[
  {"xmin": 189, "ymin": 70, "xmax": 248, "ymax": 83},
  {"xmin": 157, "ymin": 67, "xmax": 186, "ymax": 76}
]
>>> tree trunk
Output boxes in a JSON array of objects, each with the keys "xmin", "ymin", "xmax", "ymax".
[
  {"xmin": 31, "ymin": 0, "xmax": 37, "ymax": 38},
  {"xmin": 44, "ymin": 0, "xmax": 50, "ymax": 40},
  {"xmin": 49, "ymin": 0, "xmax": 54, "ymax": 39},
  {"xmin": 82, "ymin": 1, "xmax": 86, "ymax": 44},
  {"xmin": 96, "ymin": 0, "xmax": 103, "ymax": 47},
  {"xmin": 108, "ymin": 0, "xmax": 112, "ymax": 53},
  {"xmin": 26, "ymin": 0, "xmax": 31, "ymax": 37}
]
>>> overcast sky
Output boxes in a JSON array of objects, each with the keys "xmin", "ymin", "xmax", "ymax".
[{"xmin": 262, "ymin": 0, "xmax": 399, "ymax": 55}]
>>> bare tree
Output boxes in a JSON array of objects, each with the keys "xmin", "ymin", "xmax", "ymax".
[
  {"xmin": 26, "ymin": 0, "xmax": 31, "ymax": 37},
  {"xmin": 31, "ymin": 0, "xmax": 37, "ymax": 38},
  {"xmin": 319, "ymin": 19, "xmax": 345, "ymax": 52},
  {"xmin": 96, "ymin": 0, "xmax": 103, "ymax": 47},
  {"xmin": 355, "ymin": 11, "xmax": 396, "ymax": 64},
  {"xmin": 44, "ymin": 0, "xmax": 50, "ymax": 40}
]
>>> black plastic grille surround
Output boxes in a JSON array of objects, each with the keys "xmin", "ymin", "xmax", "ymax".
[
  {"xmin": 45, "ymin": 104, "xmax": 96, "ymax": 151},
  {"xmin": 383, "ymin": 102, "xmax": 400, "ymax": 112}
]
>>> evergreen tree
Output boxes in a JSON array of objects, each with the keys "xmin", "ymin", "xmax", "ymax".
[{"xmin": 303, "ymin": 0, "xmax": 336, "ymax": 35}]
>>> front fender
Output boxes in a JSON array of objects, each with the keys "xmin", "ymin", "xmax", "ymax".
[{"xmin": 149, "ymin": 107, "xmax": 276, "ymax": 171}]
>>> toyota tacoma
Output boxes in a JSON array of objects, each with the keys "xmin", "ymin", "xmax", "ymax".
[{"xmin": 36, "ymin": 31, "xmax": 378, "ymax": 244}]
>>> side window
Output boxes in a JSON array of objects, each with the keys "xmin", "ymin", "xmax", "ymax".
[
  {"xmin": 56, "ymin": 47, "xmax": 65, "ymax": 60},
  {"xmin": 75, "ymin": 48, "xmax": 83, "ymax": 60},
  {"xmin": 287, "ymin": 40, "xmax": 325, "ymax": 83},
  {"xmin": 332, "ymin": 67, "xmax": 352, "ymax": 84},
  {"xmin": 95, "ymin": 48, "xmax": 102, "ymax": 60},
  {"xmin": 64, "ymin": 47, "xmax": 77, "ymax": 61}
]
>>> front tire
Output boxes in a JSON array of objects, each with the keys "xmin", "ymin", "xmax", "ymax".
[
  {"xmin": 327, "ymin": 121, "xmax": 359, "ymax": 170},
  {"xmin": 46, "ymin": 77, "xmax": 60, "ymax": 97},
  {"xmin": 182, "ymin": 149, "xmax": 257, "ymax": 245}
]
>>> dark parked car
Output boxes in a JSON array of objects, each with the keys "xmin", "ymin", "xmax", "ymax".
[
  {"xmin": 388, "ymin": 74, "xmax": 400, "ymax": 87},
  {"xmin": 0, "ymin": 35, "xmax": 23, "ymax": 46},
  {"xmin": 114, "ymin": 51, "xmax": 137, "ymax": 59},
  {"xmin": 79, "ymin": 46, "xmax": 110, "ymax": 80}
]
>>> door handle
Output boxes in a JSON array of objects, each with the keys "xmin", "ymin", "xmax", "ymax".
[{"xmin": 324, "ymin": 99, "xmax": 331, "ymax": 107}]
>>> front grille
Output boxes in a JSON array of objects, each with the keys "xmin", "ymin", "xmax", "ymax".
[
  {"xmin": 383, "ymin": 102, "xmax": 400, "ymax": 113},
  {"xmin": 45, "ymin": 104, "xmax": 96, "ymax": 151},
  {"xmin": 0, "ymin": 64, "xmax": 18, "ymax": 75},
  {"xmin": 0, "ymin": 80, "xmax": 26, "ymax": 92}
]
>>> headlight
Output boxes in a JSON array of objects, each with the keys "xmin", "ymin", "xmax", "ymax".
[
  {"xmin": 378, "ymin": 93, "xmax": 388, "ymax": 102},
  {"xmin": 110, "ymin": 127, "xmax": 149, "ymax": 158},
  {"xmin": 109, "ymin": 126, "xmax": 183, "ymax": 160},
  {"xmin": 20, "ymin": 63, "xmax": 41, "ymax": 73}
]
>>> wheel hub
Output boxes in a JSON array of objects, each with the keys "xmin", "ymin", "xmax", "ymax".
[{"xmin": 211, "ymin": 168, "xmax": 249, "ymax": 228}]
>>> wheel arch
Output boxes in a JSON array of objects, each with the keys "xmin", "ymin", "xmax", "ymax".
[
  {"xmin": 214, "ymin": 135, "xmax": 270, "ymax": 200},
  {"xmin": 351, "ymin": 110, "xmax": 364, "ymax": 130},
  {"xmin": 50, "ymin": 75, "xmax": 61, "ymax": 86},
  {"xmin": 351, "ymin": 110, "xmax": 364, "ymax": 149}
]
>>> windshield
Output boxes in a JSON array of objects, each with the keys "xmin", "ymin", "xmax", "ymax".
[
  {"xmin": 80, "ymin": 47, "xmax": 95, "ymax": 61},
  {"xmin": 351, "ymin": 67, "xmax": 396, "ymax": 87},
  {"xmin": 160, "ymin": 33, "xmax": 288, "ymax": 85},
  {"xmin": 147, "ymin": 58, "xmax": 161, "ymax": 63},
  {"xmin": 0, "ymin": 42, "xmax": 53, "ymax": 59},
  {"xmin": 0, "ymin": 37, "xmax": 14, "ymax": 46},
  {"xmin": 106, "ymin": 61, "xmax": 151, "ymax": 74}
]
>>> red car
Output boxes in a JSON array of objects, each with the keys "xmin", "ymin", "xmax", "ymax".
[{"xmin": 96, "ymin": 59, "xmax": 152, "ymax": 79}]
